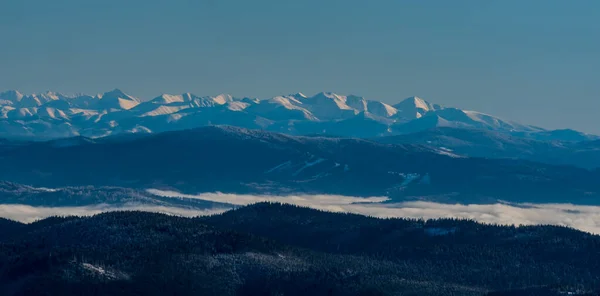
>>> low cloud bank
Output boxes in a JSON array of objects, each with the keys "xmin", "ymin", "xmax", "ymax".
[
  {"xmin": 3, "ymin": 189, "xmax": 600, "ymax": 235},
  {"xmin": 148, "ymin": 189, "xmax": 600, "ymax": 234},
  {"xmin": 145, "ymin": 189, "xmax": 389, "ymax": 211},
  {"xmin": 343, "ymin": 202, "xmax": 600, "ymax": 235}
]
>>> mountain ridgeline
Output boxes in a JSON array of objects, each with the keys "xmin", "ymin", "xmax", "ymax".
[
  {"xmin": 2, "ymin": 126, "xmax": 600, "ymax": 205},
  {"xmin": 1, "ymin": 89, "xmax": 595, "ymax": 141},
  {"xmin": 376, "ymin": 127, "xmax": 600, "ymax": 169},
  {"xmin": 0, "ymin": 203, "xmax": 598, "ymax": 296},
  {"xmin": 0, "ymin": 181, "xmax": 232, "ymax": 210}
]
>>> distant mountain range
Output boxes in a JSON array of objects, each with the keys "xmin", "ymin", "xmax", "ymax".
[
  {"xmin": 2, "ymin": 126, "xmax": 600, "ymax": 205},
  {"xmin": 3, "ymin": 89, "xmax": 600, "ymax": 205},
  {"xmin": 377, "ymin": 127, "xmax": 600, "ymax": 169},
  {"xmin": 1, "ymin": 89, "xmax": 595, "ymax": 141}
]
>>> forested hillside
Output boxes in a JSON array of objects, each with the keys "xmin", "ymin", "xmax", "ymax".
[{"xmin": 0, "ymin": 203, "xmax": 598, "ymax": 295}]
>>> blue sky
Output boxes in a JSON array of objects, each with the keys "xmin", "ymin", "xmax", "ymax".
[{"xmin": 1, "ymin": 0, "xmax": 598, "ymax": 132}]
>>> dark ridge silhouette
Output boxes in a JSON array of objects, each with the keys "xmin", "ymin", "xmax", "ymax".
[{"xmin": 1, "ymin": 203, "xmax": 599, "ymax": 295}]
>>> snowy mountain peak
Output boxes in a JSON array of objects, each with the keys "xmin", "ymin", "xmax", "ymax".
[
  {"xmin": 96, "ymin": 89, "xmax": 140, "ymax": 110},
  {"xmin": 212, "ymin": 94, "xmax": 233, "ymax": 105},
  {"xmin": 182, "ymin": 93, "xmax": 196, "ymax": 100},
  {"xmin": 313, "ymin": 92, "xmax": 347, "ymax": 101},
  {"xmin": 300, "ymin": 92, "xmax": 356, "ymax": 120},
  {"xmin": 0, "ymin": 88, "xmax": 583, "ymax": 141},
  {"xmin": 151, "ymin": 94, "xmax": 187, "ymax": 104},
  {"xmin": 291, "ymin": 92, "xmax": 307, "ymax": 98},
  {"xmin": 0, "ymin": 90, "xmax": 25, "ymax": 104},
  {"xmin": 99, "ymin": 89, "xmax": 131, "ymax": 99},
  {"xmin": 396, "ymin": 96, "xmax": 438, "ymax": 111},
  {"xmin": 345, "ymin": 95, "xmax": 368, "ymax": 111},
  {"xmin": 393, "ymin": 96, "xmax": 442, "ymax": 120},
  {"xmin": 0, "ymin": 90, "xmax": 24, "ymax": 97},
  {"xmin": 30, "ymin": 91, "xmax": 68, "ymax": 104}
]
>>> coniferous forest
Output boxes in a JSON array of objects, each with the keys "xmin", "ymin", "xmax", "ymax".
[{"xmin": 1, "ymin": 203, "xmax": 599, "ymax": 296}]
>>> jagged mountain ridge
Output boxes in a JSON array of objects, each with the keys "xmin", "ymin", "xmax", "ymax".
[{"xmin": 1, "ymin": 89, "xmax": 591, "ymax": 141}]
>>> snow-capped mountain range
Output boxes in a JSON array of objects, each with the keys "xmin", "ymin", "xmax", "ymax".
[{"xmin": 0, "ymin": 89, "xmax": 591, "ymax": 140}]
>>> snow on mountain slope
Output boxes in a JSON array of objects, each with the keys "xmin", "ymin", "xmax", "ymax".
[
  {"xmin": 462, "ymin": 110, "xmax": 543, "ymax": 132},
  {"xmin": 344, "ymin": 95, "xmax": 369, "ymax": 112},
  {"xmin": 367, "ymin": 100, "xmax": 398, "ymax": 117},
  {"xmin": 138, "ymin": 105, "xmax": 190, "ymax": 117},
  {"xmin": 0, "ymin": 89, "xmax": 592, "ymax": 141},
  {"xmin": 345, "ymin": 95, "xmax": 399, "ymax": 118},
  {"xmin": 132, "ymin": 93, "xmax": 239, "ymax": 117},
  {"xmin": 95, "ymin": 89, "xmax": 141, "ymax": 110},
  {"xmin": 438, "ymin": 108, "xmax": 541, "ymax": 132},
  {"xmin": 393, "ymin": 96, "xmax": 442, "ymax": 121},
  {"xmin": 69, "ymin": 94, "xmax": 97, "ymax": 109},
  {"xmin": 41, "ymin": 99, "xmax": 74, "ymax": 110},
  {"xmin": 224, "ymin": 101, "xmax": 251, "ymax": 111},
  {"xmin": 150, "ymin": 93, "xmax": 193, "ymax": 104},
  {"xmin": 212, "ymin": 94, "xmax": 234, "ymax": 105},
  {"xmin": 19, "ymin": 93, "xmax": 56, "ymax": 108},
  {"xmin": 392, "ymin": 107, "xmax": 544, "ymax": 135},
  {"xmin": 37, "ymin": 107, "xmax": 70, "ymax": 120},
  {"xmin": 0, "ymin": 91, "xmax": 71, "ymax": 108},
  {"xmin": 0, "ymin": 106, "xmax": 15, "ymax": 118},
  {"xmin": 0, "ymin": 90, "xmax": 24, "ymax": 106},
  {"xmin": 6, "ymin": 108, "xmax": 34, "ymax": 119},
  {"xmin": 244, "ymin": 95, "xmax": 316, "ymax": 121},
  {"xmin": 299, "ymin": 92, "xmax": 357, "ymax": 120}
]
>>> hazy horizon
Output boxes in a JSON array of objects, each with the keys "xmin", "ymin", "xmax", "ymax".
[{"xmin": 1, "ymin": 0, "xmax": 598, "ymax": 133}]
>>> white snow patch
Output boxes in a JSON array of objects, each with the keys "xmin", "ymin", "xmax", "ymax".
[
  {"xmin": 399, "ymin": 173, "xmax": 420, "ymax": 187},
  {"xmin": 33, "ymin": 187, "xmax": 60, "ymax": 192},
  {"xmin": 265, "ymin": 161, "xmax": 292, "ymax": 173},
  {"xmin": 82, "ymin": 263, "xmax": 109, "ymax": 276},
  {"xmin": 293, "ymin": 158, "xmax": 325, "ymax": 176},
  {"xmin": 114, "ymin": 98, "xmax": 140, "ymax": 110},
  {"xmin": 127, "ymin": 126, "xmax": 152, "ymax": 134},
  {"xmin": 68, "ymin": 108, "xmax": 99, "ymax": 116},
  {"xmin": 212, "ymin": 94, "xmax": 233, "ymax": 105},
  {"xmin": 81, "ymin": 263, "xmax": 130, "ymax": 280},
  {"xmin": 168, "ymin": 113, "xmax": 184, "ymax": 122},
  {"xmin": 435, "ymin": 149, "xmax": 463, "ymax": 158},
  {"xmin": 140, "ymin": 105, "xmax": 188, "ymax": 117},
  {"xmin": 312, "ymin": 172, "xmax": 332, "ymax": 179},
  {"xmin": 413, "ymin": 97, "xmax": 431, "ymax": 111},
  {"xmin": 225, "ymin": 101, "xmax": 249, "ymax": 111}
]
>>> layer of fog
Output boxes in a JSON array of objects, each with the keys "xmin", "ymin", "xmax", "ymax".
[
  {"xmin": 148, "ymin": 189, "xmax": 600, "ymax": 234},
  {"xmin": 146, "ymin": 189, "xmax": 389, "ymax": 210},
  {"xmin": 3, "ymin": 188, "xmax": 600, "ymax": 235}
]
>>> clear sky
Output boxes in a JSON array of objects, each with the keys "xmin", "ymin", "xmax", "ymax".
[{"xmin": 1, "ymin": 0, "xmax": 598, "ymax": 132}]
